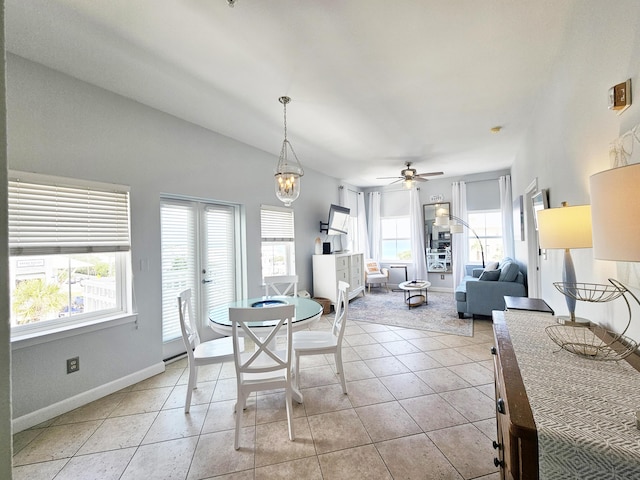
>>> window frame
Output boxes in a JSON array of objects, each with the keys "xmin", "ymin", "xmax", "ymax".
[
  {"xmin": 467, "ymin": 209, "xmax": 504, "ymax": 264},
  {"xmin": 8, "ymin": 171, "xmax": 133, "ymax": 343},
  {"xmin": 260, "ymin": 205, "xmax": 296, "ymax": 278},
  {"xmin": 380, "ymin": 215, "xmax": 412, "ymax": 262}
]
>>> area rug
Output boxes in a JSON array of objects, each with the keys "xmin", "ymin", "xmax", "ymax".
[{"xmin": 344, "ymin": 289, "xmax": 473, "ymax": 337}]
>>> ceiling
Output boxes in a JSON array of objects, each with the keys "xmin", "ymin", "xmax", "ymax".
[{"xmin": 6, "ymin": 0, "xmax": 577, "ymax": 187}]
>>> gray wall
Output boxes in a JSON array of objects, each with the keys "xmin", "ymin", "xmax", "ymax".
[
  {"xmin": 7, "ymin": 53, "xmax": 342, "ymax": 421},
  {"xmin": 510, "ymin": 1, "xmax": 640, "ymax": 340}
]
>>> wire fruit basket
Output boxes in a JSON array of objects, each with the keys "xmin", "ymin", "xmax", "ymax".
[{"xmin": 545, "ymin": 279, "xmax": 639, "ymax": 361}]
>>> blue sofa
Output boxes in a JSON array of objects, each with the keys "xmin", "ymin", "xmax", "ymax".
[{"xmin": 455, "ymin": 257, "xmax": 526, "ymax": 318}]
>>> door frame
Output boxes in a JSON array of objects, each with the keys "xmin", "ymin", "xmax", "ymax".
[{"xmin": 524, "ymin": 179, "xmax": 541, "ymax": 298}]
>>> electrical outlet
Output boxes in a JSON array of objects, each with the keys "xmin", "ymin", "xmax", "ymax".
[
  {"xmin": 440, "ymin": 274, "xmax": 445, "ymax": 280},
  {"xmin": 67, "ymin": 357, "xmax": 79, "ymax": 374}
]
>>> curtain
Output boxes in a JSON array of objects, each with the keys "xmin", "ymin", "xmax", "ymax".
[
  {"xmin": 367, "ymin": 192, "xmax": 381, "ymax": 261},
  {"xmin": 356, "ymin": 192, "xmax": 370, "ymax": 257},
  {"xmin": 451, "ymin": 181, "xmax": 467, "ymax": 288},
  {"xmin": 499, "ymin": 175, "xmax": 515, "ymax": 259},
  {"xmin": 409, "ymin": 188, "xmax": 428, "ymax": 280}
]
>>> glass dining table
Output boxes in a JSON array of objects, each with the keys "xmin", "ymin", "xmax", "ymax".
[{"xmin": 208, "ymin": 295, "xmax": 323, "ymax": 337}]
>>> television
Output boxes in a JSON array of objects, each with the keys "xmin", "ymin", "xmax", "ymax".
[{"xmin": 320, "ymin": 204, "xmax": 350, "ymax": 235}]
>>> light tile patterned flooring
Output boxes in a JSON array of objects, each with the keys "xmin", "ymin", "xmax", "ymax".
[{"xmin": 12, "ymin": 314, "xmax": 500, "ymax": 480}]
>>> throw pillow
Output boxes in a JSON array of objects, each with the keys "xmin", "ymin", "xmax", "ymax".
[
  {"xmin": 365, "ymin": 261, "xmax": 381, "ymax": 275},
  {"xmin": 479, "ymin": 269, "xmax": 501, "ymax": 281},
  {"xmin": 485, "ymin": 261, "xmax": 499, "ymax": 271},
  {"xmin": 499, "ymin": 262, "xmax": 520, "ymax": 282}
]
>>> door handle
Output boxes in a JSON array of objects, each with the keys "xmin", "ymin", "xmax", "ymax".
[{"xmin": 202, "ymin": 279, "xmax": 213, "ymax": 284}]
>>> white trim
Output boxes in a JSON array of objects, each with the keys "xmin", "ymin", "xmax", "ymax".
[
  {"xmin": 11, "ymin": 313, "xmax": 138, "ymax": 350},
  {"xmin": 12, "ymin": 362, "xmax": 165, "ymax": 433}
]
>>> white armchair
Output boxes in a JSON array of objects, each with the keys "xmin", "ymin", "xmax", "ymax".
[{"xmin": 364, "ymin": 259, "xmax": 389, "ymax": 293}]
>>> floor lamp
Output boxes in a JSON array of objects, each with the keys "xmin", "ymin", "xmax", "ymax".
[
  {"xmin": 436, "ymin": 214, "xmax": 485, "ymax": 268},
  {"xmin": 536, "ymin": 203, "xmax": 592, "ymax": 324}
]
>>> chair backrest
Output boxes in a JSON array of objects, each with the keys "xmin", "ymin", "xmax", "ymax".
[
  {"xmin": 264, "ymin": 275, "xmax": 298, "ymax": 297},
  {"xmin": 178, "ymin": 289, "xmax": 200, "ymax": 359},
  {"xmin": 229, "ymin": 304, "xmax": 295, "ymax": 376},
  {"xmin": 332, "ymin": 281, "xmax": 350, "ymax": 342}
]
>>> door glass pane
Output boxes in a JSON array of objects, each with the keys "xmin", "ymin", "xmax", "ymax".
[
  {"xmin": 160, "ymin": 202, "xmax": 197, "ymax": 343},
  {"xmin": 204, "ymin": 205, "xmax": 237, "ymax": 323}
]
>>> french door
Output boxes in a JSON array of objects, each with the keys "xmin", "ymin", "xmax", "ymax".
[{"xmin": 160, "ymin": 197, "xmax": 244, "ymax": 359}]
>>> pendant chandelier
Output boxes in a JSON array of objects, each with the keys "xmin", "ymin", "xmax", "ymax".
[{"xmin": 275, "ymin": 96, "xmax": 304, "ymax": 207}]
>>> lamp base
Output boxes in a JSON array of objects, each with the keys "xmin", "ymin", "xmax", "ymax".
[{"xmin": 555, "ymin": 315, "xmax": 590, "ymax": 326}]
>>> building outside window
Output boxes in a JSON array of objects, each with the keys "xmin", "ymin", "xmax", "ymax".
[
  {"xmin": 261, "ymin": 205, "xmax": 295, "ymax": 278},
  {"xmin": 381, "ymin": 216, "xmax": 412, "ymax": 262},
  {"xmin": 467, "ymin": 210, "xmax": 503, "ymax": 263},
  {"xmin": 8, "ymin": 172, "xmax": 131, "ymax": 336}
]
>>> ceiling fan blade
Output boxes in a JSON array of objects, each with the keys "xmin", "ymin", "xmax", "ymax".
[
  {"xmin": 414, "ymin": 177, "xmax": 428, "ymax": 182},
  {"xmin": 388, "ymin": 178, "xmax": 404, "ymax": 185},
  {"xmin": 376, "ymin": 176, "xmax": 403, "ymax": 180},
  {"xmin": 415, "ymin": 171, "xmax": 444, "ymax": 177}
]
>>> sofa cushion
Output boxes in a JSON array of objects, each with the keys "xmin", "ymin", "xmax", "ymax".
[
  {"xmin": 479, "ymin": 269, "xmax": 501, "ymax": 281},
  {"xmin": 485, "ymin": 261, "xmax": 499, "ymax": 271},
  {"xmin": 499, "ymin": 261, "xmax": 520, "ymax": 282}
]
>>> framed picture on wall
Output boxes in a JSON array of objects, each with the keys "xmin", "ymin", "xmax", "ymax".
[
  {"xmin": 531, "ymin": 189, "xmax": 549, "ymax": 230},
  {"xmin": 513, "ymin": 195, "xmax": 524, "ymax": 241}
]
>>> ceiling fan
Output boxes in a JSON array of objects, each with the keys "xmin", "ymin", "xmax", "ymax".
[{"xmin": 377, "ymin": 162, "xmax": 444, "ymax": 186}]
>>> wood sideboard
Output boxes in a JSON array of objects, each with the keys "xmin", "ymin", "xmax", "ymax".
[{"xmin": 491, "ymin": 310, "xmax": 640, "ymax": 479}]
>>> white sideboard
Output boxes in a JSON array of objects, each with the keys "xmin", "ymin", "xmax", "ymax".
[{"xmin": 312, "ymin": 253, "xmax": 365, "ymax": 305}]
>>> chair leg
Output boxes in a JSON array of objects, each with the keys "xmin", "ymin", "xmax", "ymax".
[
  {"xmin": 234, "ymin": 401, "xmax": 241, "ymax": 450},
  {"xmin": 184, "ymin": 363, "xmax": 196, "ymax": 413},
  {"xmin": 285, "ymin": 384, "xmax": 295, "ymax": 441},
  {"xmin": 335, "ymin": 351, "xmax": 348, "ymax": 395},
  {"xmin": 294, "ymin": 351, "xmax": 301, "ymax": 392}
]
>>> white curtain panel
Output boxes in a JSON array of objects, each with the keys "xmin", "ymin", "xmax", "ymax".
[
  {"xmin": 357, "ymin": 192, "xmax": 370, "ymax": 257},
  {"xmin": 499, "ymin": 175, "xmax": 515, "ymax": 259},
  {"xmin": 451, "ymin": 181, "xmax": 468, "ymax": 289},
  {"xmin": 367, "ymin": 192, "xmax": 381, "ymax": 262},
  {"xmin": 410, "ymin": 188, "xmax": 428, "ymax": 280}
]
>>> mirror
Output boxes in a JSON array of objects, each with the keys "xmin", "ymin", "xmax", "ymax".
[{"xmin": 423, "ymin": 202, "xmax": 452, "ymax": 273}]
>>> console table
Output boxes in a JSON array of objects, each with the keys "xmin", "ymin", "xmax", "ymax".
[{"xmin": 492, "ymin": 310, "xmax": 640, "ymax": 479}]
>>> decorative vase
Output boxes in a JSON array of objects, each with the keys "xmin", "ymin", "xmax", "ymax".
[{"xmin": 314, "ymin": 237, "xmax": 322, "ymax": 255}]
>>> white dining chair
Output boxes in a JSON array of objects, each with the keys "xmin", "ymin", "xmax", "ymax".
[
  {"xmin": 229, "ymin": 304, "xmax": 296, "ymax": 450},
  {"xmin": 178, "ymin": 288, "xmax": 242, "ymax": 413},
  {"xmin": 263, "ymin": 274, "xmax": 298, "ymax": 297},
  {"xmin": 292, "ymin": 281, "xmax": 349, "ymax": 395}
]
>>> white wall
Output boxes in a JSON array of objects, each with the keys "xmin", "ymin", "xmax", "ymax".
[
  {"xmin": 1, "ymin": 1, "xmax": 15, "ymax": 476},
  {"xmin": 7, "ymin": 54, "xmax": 343, "ymax": 423},
  {"xmin": 510, "ymin": 2, "xmax": 640, "ymax": 340}
]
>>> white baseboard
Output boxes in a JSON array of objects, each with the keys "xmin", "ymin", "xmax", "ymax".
[
  {"xmin": 12, "ymin": 362, "xmax": 165, "ymax": 433},
  {"xmin": 429, "ymin": 287, "xmax": 454, "ymax": 293}
]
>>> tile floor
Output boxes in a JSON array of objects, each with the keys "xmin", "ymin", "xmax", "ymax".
[{"xmin": 12, "ymin": 315, "xmax": 501, "ymax": 480}]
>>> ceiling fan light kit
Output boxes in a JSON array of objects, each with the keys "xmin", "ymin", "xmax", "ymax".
[{"xmin": 377, "ymin": 162, "xmax": 443, "ymax": 187}]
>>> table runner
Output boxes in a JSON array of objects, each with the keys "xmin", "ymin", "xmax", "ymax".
[{"xmin": 503, "ymin": 310, "xmax": 640, "ymax": 479}]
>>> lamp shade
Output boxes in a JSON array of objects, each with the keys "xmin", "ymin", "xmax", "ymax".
[
  {"xmin": 537, "ymin": 205, "xmax": 592, "ymax": 249},
  {"xmin": 590, "ymin": 163, "xmax": 640, "ymax": 261}
]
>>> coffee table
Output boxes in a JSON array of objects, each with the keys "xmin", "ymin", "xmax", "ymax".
[{"xmin": 398, "ymin": 280, "xmax": 431, "ymax": 309}]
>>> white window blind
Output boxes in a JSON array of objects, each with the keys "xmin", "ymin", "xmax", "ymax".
[
  {"xmin": 161, "ymin": 201, "xmax": 197, "ymax": 343},
  {"xmin": 8, "ymin": 172, "xmax": 130, "ymax": 256},
  {"xmin": 205, "ymin": 205, "xmax": 237, "ymax": 316},
  {"xmin": 261, "ymin": 205, "xmax": 294, "ymax": 241}
]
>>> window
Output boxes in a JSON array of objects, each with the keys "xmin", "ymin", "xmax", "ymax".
[
  {"xmin": 261, "ymin": 205, "xmax": 295, "ymax": 278},
  {"xmin": 467, "ymin": 210, "xmax": 504, "ymax": 263},
  {"xmin": 381, "ymin": 216, "xmax": 412, "ymax": 261},
  {"xmin": 8, "ymin": 172, "xmax": 131, "ymax": 336}
]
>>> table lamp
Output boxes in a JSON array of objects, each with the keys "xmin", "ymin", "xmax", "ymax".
[
  {"xmin": 537, "ymin": 203, "xmax": 592, "ymax": 323},
  {"xmin": 590, "ymin": 163, "xmax": 640, "ymax": 263}
]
